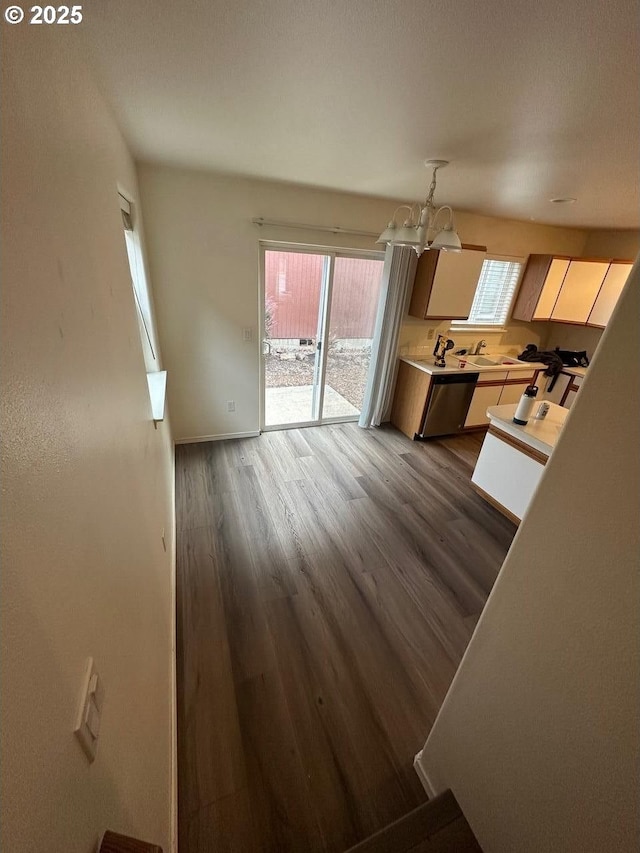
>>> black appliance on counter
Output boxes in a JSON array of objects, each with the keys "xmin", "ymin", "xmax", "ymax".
[
  {"xmin": 433, "ymin": 334, "xmax": 455, "ymax": 367},
  {"xmin": 554, "ymin": 348, "xmax": 590, "ymax": 368}
]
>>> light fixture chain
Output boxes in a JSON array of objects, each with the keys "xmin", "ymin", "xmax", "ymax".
[
  {"xmin": 376, "ymin": 158, "xmax": 461, "ymax": 255},
  {"xmin": 425, "ymin": 167, "xmax": 438, "ymax": 208}
]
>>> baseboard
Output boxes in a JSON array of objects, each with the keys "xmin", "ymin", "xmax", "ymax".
[
  {"xmin": 414, "ymin": 750, "xmax": 438, "ymax": 798},
  {"xmin": 174, "ymin": 430, "xmax": 260, "ymax": 445}
]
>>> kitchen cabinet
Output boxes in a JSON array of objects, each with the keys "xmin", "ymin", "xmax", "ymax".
[
  {"xmin": 511, "ymin": 255, "xmax": 570, "ymax": 322},
  {"xmin": 464, "ymin": 369, "xmax": 541, "ymax": 428},
  {"xmin": 543, "ymin": 371, "xmax": 584, "ymax": 407},
  {"xmin": 512, "ymin": 254, "xmax": 631, "ymax": 328},
  {"xmin": 564, "ymin": 387, "xmax": 579, "ymax": 409},
  {"xmin": 587, "ymin": 261, "xmax": 632, "ymax": 327},
  {"xmin": 561, "ymin": 375, "xmax": 582, "ymax": 410},
  {"xmin": 551, "ymin": 260, "xmax": 609, "ymax": 324},
  {"xmin": 533, "ymin": 259, "xmax": 571, "ymax": 319},
  {"xmin": 464, "ymin": 381, "xmax": 506, "ymax": 428},
  {"xmin": 390, "ymin": 360, "xmax": 432, "ymax": 438},
  {"xmin": 498, "ymin": 382, "xmax": 529, "ymax": 407},
  {"xmin": 498, "ymin": 369, "xmax": 540, "ymax": 406},
  {"xmin": 408, "ymin": 244, "xmax": 486, "ymax": 320},
  {"xmin": 471, "ymin": 403, "xmax": 567, "ymax": 522},
  {"xmin": 472, "ymin": 430, "xmax": 545, "ymax": 522},
  {"xmin": 542, "ymin": 372, "xmax": 570, "ymax": 404},
  {"xmin": 391, "ymin": 360, "xmax": 547, "ymax": 437}
]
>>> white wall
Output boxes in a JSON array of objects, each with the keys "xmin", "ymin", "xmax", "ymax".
[
  {"xmin": 137, "ymin": 163, "xmax": 588, "ymax": 440},
  {"xmin": 1, "ymin": 27, "xmax": 174, "ymax": 853},
  {"xmin": 416, "ymin": 257, "xmax": 640, "ymax": 850},
  {"xmin": 583, "ymin": 228, "xmax": 639, "ymax": 259}
]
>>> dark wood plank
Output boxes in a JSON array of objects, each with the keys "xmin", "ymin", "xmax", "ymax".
[
  {"xmin": 417, "ymin": 814, "xmax": 483, "ymax": 852},
  {"xmin": 297, "ymin": 425, "xmax": 368, "ymax": 500},
  {"xmin": 235, "ymin": 670, "xmax": 326, "ymax": 852},
  {"xmin": 175, "ymin": 443, "xmax": 220, "ymax": 530},
  {"xmin": 184, "ymin": 789, "xmax": 258, "ymax": 853},
  {"xmin": 265, "ymin": 593, "xmax": 365, "ymax": 852},
  {"xmin": 344, "ymin": 789, "xmax": 482, "ymax": 853},
  {"xmin": 100, "ymin": 831, "xmax": 162, "ymax": 853},
  {"xmin": 267, "ymin": 584, "xmax": 424, "ymax": 843},
  {"xmin": 213, "ymin": 488, "xmax": 278, "ymax": 682},
  {"xmin": 176, "ymin": 525, "xmax": 247, "ymax": 824},
  {"xmin": 175, "ymin": 425, "xmax": 512, "ymax": 853}
]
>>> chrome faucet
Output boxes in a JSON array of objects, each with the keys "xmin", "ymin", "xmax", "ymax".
[{"xmin": 473, "ymin": 339, "xmax": 487, "ymax": 355}]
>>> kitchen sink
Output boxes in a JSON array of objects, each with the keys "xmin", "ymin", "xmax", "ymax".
[
  {"xmin": 466, "ymin": 355, "xmax": 525, "ymax": 367},
  {"xmin": 467, "ymin": 356, "xmax": 500, "ymax": 366}
]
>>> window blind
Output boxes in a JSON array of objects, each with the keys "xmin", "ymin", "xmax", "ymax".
[{"xmin": 462, "ymin": 259, "xmax": 523, "ymax": 325}]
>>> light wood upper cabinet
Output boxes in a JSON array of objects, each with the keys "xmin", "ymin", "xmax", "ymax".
[
  {"xmin": 512, "ymin": 254, "xmax": 630, "ymax": 329},
  {"xmin": 587, "ymin": 262, "xmax": 632, "ymax": 328},
  {"xmin": 409, "ymin": 245, "xmax": 486, "ymax": 320},
  {"xmin": 550, "ymin": 261, "xmax": 610, "ymax": 324},
  {"xmin": 533, "ymin": 259, "xmax": 570, "ymax": 320},
  {"xmin": 512, "ymin": 255, "xmax": 569, "ymax": 322}
]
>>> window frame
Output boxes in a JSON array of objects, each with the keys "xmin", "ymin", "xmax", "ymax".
[
  {"xmin": 119, "ymin": 191, "xmax": 167, "ymax": 422},
  {"xmin": 450, "ymin": 254, "xmax": 525, "ymax": 331},
  {"xmin": 119, "ymin": 192, "xmax": 159, "ymax": 373}
]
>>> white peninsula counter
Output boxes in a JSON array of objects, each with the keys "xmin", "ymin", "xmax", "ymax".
[{"xmin": 471, "ymin": 402, "xmax": 567, "ymax": 523}]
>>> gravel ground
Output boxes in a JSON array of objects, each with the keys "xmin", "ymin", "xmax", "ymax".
[{"xmin": 265, "ymin": 347, "xmax": 371, "ymax": 410}]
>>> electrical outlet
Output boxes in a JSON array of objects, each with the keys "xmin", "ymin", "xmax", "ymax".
[
  {"xmin": 242, "ymin": 328, "xmax": 253, "ymax": 342},
  {"xmin": 227, "ymin": 401, "xmax": 235, "ymax": 412},
  {"xmin": 427, "ymin": 328, "xmax": 435, "ymax": 340}
]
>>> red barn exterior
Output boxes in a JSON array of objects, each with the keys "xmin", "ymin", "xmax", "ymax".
[{"xmin": 265, "ymin": 251, "xmax": 383, "ymax": 340}]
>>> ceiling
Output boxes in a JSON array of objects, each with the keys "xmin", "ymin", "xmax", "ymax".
[{"xmin": 79, "ymin": 0, "xmax": 640, "ymax": 228}]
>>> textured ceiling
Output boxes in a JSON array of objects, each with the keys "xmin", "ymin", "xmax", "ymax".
[{"xmin": 79, "ymin": 0, "xmax": 640, "ymax": 228}]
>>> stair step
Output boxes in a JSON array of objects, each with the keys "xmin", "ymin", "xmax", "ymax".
[
  {"xmin": 345, "ymin": 789, "xmax": 482, "ymax": 853},
  {"xmin": 99, "ymin": 830, "xmax": 163, "ymax": 853}
]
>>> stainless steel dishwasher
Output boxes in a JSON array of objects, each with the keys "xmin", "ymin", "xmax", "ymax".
[{"xmin": 420, "ymin": 372, "xmax": 479, "ymax": 438}]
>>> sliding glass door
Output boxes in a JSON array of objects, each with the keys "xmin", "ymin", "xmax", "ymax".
[{"xmin": 261, "ymin": 246, "xmax": 384, "ymax": 430}]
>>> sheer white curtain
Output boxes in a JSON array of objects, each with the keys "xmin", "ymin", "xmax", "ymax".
[{"xmin": 359, "ymin": 245, "xmax": 417, "ymax": 429}]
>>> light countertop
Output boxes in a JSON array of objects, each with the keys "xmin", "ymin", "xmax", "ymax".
[
  {"xmin": 399, "ymin": 355, "xmax": 546, "ymax": 376},
  {"xmin": 561, "ymin": 366, "xmax": 587, "ymax": 378},
  {"xmin": 486, "ymin": 402, "xmax": 567, "ymax": 457}
]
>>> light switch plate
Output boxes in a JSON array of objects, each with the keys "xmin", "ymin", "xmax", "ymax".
[{"xmin": 74, "ymin": 657, "xmax": 103, "ymax": 762}]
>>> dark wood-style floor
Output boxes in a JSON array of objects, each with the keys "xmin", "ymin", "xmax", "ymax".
[{"xmin": 175, "ymin": 423, "xmax": 516, "ymax": 853}]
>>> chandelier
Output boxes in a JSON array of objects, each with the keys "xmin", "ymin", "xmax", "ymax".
[{"xmin": 377, "ymin": 159, "xmax": 462, "ymax": 256}]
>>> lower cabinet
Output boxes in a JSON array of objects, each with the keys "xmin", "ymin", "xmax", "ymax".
[
  {"xmin": 543, "ymin": 371, "xmax": 583, "ymax": 408},
  {"xmin": 390, "ymin": 361, "xmax": 432, "ymax": 438},
  {"xmin": 464, "ymin": 383, "xmax": 504, "ymax": 428},
  {"xmin": 471, "ymin": 430, "xmax": 545, "ymax": 522},
  {"xmin": 464, "ymin": 370, "xmax": 539, "ymax": 428},
  {"xmin": 391, "ymin": 362, "xmax": 550, "ymax": 438},
  {"xmin": 562, "ymin": 375, "xmax": 583, "ymax": 409},
  {"xmin": 543, "ymin": 372, "xmax": 571, "ymax": 404},
  {"xmin": 497, "ymin": 381, "xmax": 530, "ymax": 407}
]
